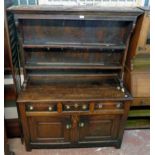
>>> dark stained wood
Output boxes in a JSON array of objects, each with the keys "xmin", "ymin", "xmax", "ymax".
[
  {"xmin": 71, "ymin": 115, "xmax": 79, "ymax": 143},
  {"xmin": 7, "ymin": 6, "xmax": 142, "ymax": 150},
  {"xmin": 23, "ymin": 44, "xmax": 127, "ymax": 49},
  {"xmin": 24, "ymin": 48, "xmax": 124, "ymax": 70},
  {"xmin": 78, "ymin": 115, "xmax": 121, "ymax": 143},
  {"xmin": 4, "ymin": 0, "xmax": 22, "ymax": 144},
  {"xmin": 7, "ymin": 6, "xmax": 143, "ymax": 81},
  {"xmin": 4, "ymin": 11, "xmax": 17, "ymax": 100},
  {"xmin": 17, "ymin": 80, "xmax": 132, "ymax": 102},
  {"xmin": 4, "ymin": 85, "xmax": 16, "ymax": 100},
  {"xmin": 57, "ymin": 102, "xmax": 63, "ymax": 113},
  {"xmin": 89, "ymin": 102, "xmax": 95, "ymax": 113},
  {"xmin": 116, "ymin": 101, "xmax": 130, "ymax": 148},
  {"xmin": 18, "ymin": 103, "xmax": 31, "ymax": 151},
  {"xmin": 4, "ymin": 24, "xmax": 12, "ymax": 70},
  {"xmin": 5, "ymin": 119, "xmax": 21, "ymax": 138},
  {"xmin": 4, "ymin": 6, "xmax": 21, "ymax": 95},
  {"xmin": 26, "ymin": 109, "xmax": 125, "ymax": 117},
  {"xmin": 7, "ymin": 6, "xmax": 143, "ymax": 21},
  {"xmin": 27, "ymin": 116, "xmax": 71, "ymax": 144}
]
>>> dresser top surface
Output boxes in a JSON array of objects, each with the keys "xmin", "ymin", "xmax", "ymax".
[{"xmin": 17, "ymin": 78, "xmax": 132, "ymax": 102}]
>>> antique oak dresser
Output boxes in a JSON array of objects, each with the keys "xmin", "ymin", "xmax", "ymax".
[{"xmin": 7, "ymin": 6, "xmax": 143, "ymax": 151}]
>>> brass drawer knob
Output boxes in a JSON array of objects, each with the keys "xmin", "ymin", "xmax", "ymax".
[
  {"xmin": 82, "ymin": 104, "xmax": 87, "ymax": 110},
  {"xmin": 66, "ymin": 105, "xmax": 70, "ymax": 110},
  {"xmin": 66, "ymin": 124, "xmax": 72, "ymax": 129},
  {"xmin": 117, "ymin": 86, "xmax": 121, "ymax": 90},
  {"xmin": 48, "ymin": 106, "xmax": 52, "ymax": 111},
  {"xmin": 121, "ymin": 88, "xmax": 125, "ymax": 93},
  {"xmin": 116, "ymin": 103, "xmax": 121, "ymax": 108},
  {"xmin": 74, "ymin": 103, "xmax": 79, "ymax": 108},
  {"xmin": 29, "ymin": 106, "xmax": 34, "ymax": 111},
  {"xmin": 98, "ymin": 104, "xmax": 103, "ymax": 109},
  {"xmin": 125, "ymin": 94, "xmax": 128, "ymax": 98},
  {"xmin": 79, "ymin": 122, "xmax": 84, "ymax": 128}
]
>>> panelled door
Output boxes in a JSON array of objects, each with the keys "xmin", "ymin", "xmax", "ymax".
[
  {"xmin": 27, "ymin": 116, "xmax": 71, "ymax": 145},
  {"xmin": 78, "ymin": 114, "xmax": 122, "ymax": 143}
]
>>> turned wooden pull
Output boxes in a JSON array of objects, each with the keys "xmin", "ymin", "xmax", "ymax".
[
  {"xmin": 72, "ymin": 115, "xmax": 78, "ymax": 129},
  {"xmin": 89, "ymin": 102, "xmax": 94, "ymax": 112},
  {"xmin": 57, "ymin": 102, "xmax": 62, "ymax": 113}
]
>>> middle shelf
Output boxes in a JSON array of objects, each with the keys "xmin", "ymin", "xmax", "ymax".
[
  {"xmin": 24, "ymin": 48, "xmax": 124, "ymax": 70},
  {"xmin": 25, "ymin": 62, "xmax": 122, "ymax": 70},
  {"xmin": 23, "ymin": 43, "xmax": 126, "ymax": 50}
]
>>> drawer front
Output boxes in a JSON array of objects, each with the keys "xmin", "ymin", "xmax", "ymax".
[
  {"xmin": 63, "ymin": 102, "xmax": 89, "ymax": 112},
  {"xmin": 94, "ymin": 102, "xmax": 124, "ymax": 111},
  {"xmin": 26, "ymin": 101, "xmax": 124, "ymax": 113},
  {"xmin": 26, "ymin": 103, "xmax": 57, "ymax": 112}
]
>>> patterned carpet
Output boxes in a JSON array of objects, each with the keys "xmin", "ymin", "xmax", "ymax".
[{"xmin": 8, "ymin": 130, "xmax": 150, "ymax": 155}]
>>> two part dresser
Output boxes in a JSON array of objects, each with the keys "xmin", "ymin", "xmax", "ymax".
[{"xmin": 7, "ymin": 6, "xmax": 143, "ymax": 151}]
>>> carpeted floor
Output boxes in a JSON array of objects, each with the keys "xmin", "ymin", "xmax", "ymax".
[{"xmin": 8, "ymin": 130, "xmax": 150, "ymax": 155}]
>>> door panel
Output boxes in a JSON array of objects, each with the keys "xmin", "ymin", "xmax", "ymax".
[
  {"xmin": 78, "ymin": 115, "xmax": 121, "ymax": 143},
  {"xmin": 28, "ymin": 116, "xmax": 71, "ymax": 144}
]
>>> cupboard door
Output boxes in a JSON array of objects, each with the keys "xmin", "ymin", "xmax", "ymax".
[
  {"xmin": 27, "ymin": 116, "xmax": 71, "ymax": 144},
  {"xmin": 78, "ymin": 115, "xmax": 121, "ymax": 143}
]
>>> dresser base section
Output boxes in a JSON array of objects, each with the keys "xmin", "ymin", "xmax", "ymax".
[{"xmin": 25, "ymin": 140, "xmax": 121, "ymax": 151}]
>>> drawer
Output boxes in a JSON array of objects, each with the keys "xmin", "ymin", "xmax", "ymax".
[
  {"xmin": 26, "ymin": 103, "xmax": 57, "ymax": 112},
  {"xmin": 25, "ymin": 102, "xmax": 124, "ymax": 113},
  {"xmin": 63, "ymin": 102, "xmax": 89, "ymax": 112},
  {"xmin": 94, "ymin": 102, "xmax": 124, "ymax": 111}
]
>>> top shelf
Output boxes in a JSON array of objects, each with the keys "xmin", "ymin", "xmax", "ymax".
[
  {"xmin": 7, "ymin": 5, "xmax": 143, "ymax": 14},
  {"xmin": 7, "ymin": 6, "xmax": 143, "ymax": 22},
  {"xmin": 23, "ymin": 43, "xmax": 126, "ymax": 50}
]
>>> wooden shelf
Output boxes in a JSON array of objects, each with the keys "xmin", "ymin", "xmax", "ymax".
[
  {"xmin": 28, "ymin": 73, "xmax": 118, "ymax": 78},
  {"xmin": 23, "ymin": 43, "xmax": 126, "ymax": 50},
  {"xmin": 25, "ymin": 63, "xmax": 122, "ymax": 70}
]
